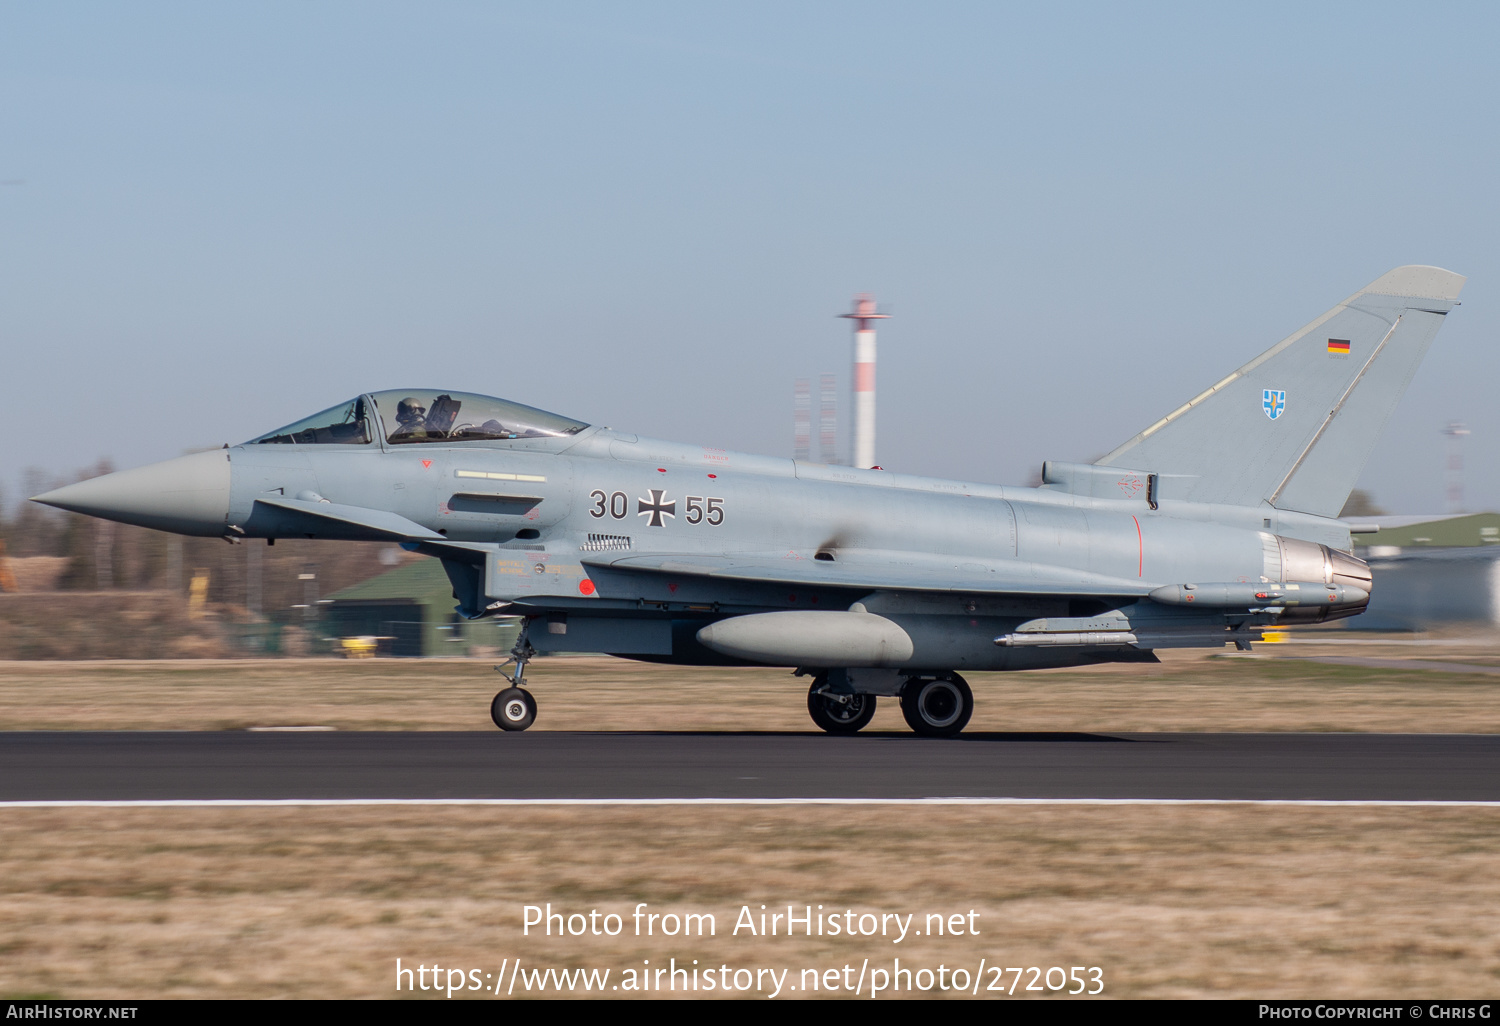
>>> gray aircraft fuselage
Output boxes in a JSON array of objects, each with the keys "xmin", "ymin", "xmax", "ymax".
[{"xmin": 208, "ymin": 416, "xmax": 1365, "ymax": 673}]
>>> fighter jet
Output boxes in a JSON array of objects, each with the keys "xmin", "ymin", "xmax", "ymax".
[{"xmin": 33, "ymin": 266, "xmax": 1464, "ymax": 737}]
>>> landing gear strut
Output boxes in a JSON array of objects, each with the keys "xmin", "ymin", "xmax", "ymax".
[
  {"xmin": 491, "ymin": 633, "xmax": 537, "ymax": 732},
  {"xmin": 806, "ymin": 678, "xmax": 877, "ymax": 735},
  {"xmin": 900, "ymin": 674, "xmax": 973, "ymax": 738}
]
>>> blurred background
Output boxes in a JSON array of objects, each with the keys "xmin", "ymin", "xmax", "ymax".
[{"xmin": 3, "ymin": 1, "xmax": 1498, "ymax": 653}]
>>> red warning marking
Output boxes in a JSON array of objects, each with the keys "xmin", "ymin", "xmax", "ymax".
[
  {"xmin": 657, "ymin": 467, "xmax": 666, "ymax": 473},
  {"xmin": 421, "ymin": 460, "xmax": 432, "ymax": 469},
  {"xmin": 707, "ymin": 474, "xmax": 717, "ymax": 479},
  {"xmin": 667, "ymin": 582, "xmax": 679, "ymax": 594},
  {"xmin": 578, "ymin": 579, "xmax": 596, "ymax": 596}
]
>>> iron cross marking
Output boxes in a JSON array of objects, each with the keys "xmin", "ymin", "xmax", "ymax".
[{"xmin": 637, "ymin": 489, "xmax": 677, "ymax": 527}]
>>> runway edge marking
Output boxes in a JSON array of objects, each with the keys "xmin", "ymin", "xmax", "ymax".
[{"xmin": 4, "ymin": 798, "xmax": 1500, "ymax": 808}]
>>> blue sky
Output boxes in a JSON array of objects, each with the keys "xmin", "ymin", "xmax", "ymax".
[{"xmin": 3, "ymin": 1, "xmax": 1497, "ymax": 512}]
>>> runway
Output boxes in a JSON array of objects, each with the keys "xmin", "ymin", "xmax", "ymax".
[{"xmin": 2, "ymin": 731, "xmax": 1498, "ymax": 802}]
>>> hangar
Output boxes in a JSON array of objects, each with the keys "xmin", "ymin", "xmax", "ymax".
[
  {"xmin": 324, "ymin": 558, "xmax": 520, "ymax": 657},
  {"xmin": 1354, "ymin": 513, "xmax": 1500, "ymax": 630}
]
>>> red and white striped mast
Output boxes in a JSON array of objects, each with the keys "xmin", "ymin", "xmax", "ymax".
[{"xmin": 840, "ymin": 293, "xmax": 888, "ymax": 469}]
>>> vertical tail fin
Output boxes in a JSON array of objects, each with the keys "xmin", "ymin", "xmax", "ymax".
[{"xmin": 1097, "ymin": 266, "xmax": 1465, "ymax": 517}]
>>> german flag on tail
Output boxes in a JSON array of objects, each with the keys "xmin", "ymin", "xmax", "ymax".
[{"xmin": 1327, "ymin": 338, "xmax": 1351, "ymax": 356}]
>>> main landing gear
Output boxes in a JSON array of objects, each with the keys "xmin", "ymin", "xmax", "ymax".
[
  {"xmin": 806, "ymin": 683, "xmax": 877, "ymax": 735},
  {"xmin": 491, "ymin": 638, "xmax": 537, "ymax": 732},
  {"xmin": 899, "ymin": 674, "xmax": 974, "ymax": 738},
  {"xmin": 805, "ymin": 672, "xmax": 974, "ymax": 738}
]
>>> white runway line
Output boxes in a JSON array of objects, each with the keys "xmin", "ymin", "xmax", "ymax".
[{"xmin": 2, "ymin": 798, "xmax": 1500, "ymax": 808}]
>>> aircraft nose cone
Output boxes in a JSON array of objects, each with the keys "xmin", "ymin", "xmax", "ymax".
[{"xmin": 30, "ymin": 449, "xmax": 232, "ymax": 537}]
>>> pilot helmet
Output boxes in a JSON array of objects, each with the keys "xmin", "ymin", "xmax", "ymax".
[{"xmin": 397, "ymin": 397, "xmax": 426, "ymax": 422}]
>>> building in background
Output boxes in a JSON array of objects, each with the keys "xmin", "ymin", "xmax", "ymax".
[
  {"xmin": 324, "ymin": 558, "xmax": 520, "ymax": 656},
  {"xmin": 818, "ymin": 373, "xmax": 838, "ymax": 464},
  {"xmin": 793, "ymin": 378, "xmax": 811, "ymax": 461},
  {"xmin": 1353, "ymin": 513, "xmax": 1500, "ymax": 630}
]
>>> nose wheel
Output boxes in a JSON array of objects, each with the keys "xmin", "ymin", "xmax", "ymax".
[
  {"xmin": 900, "ymin": 674, "xmax": 973, "ymax": 738},
  {"xmin": 491, "ymin": 687, "xmax": 537, "ymax": 731}
]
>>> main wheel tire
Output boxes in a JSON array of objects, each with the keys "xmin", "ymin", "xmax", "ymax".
[
  {"xmin": 900, "ymin": 674, "xmax": 973, "ymax": 738},
  {"xmin": 491, "ymin": 687, "xmax": 537, "ymax": 731},
  {"xmin": 807, "ymin": 682, "xmax": 877, "ymax": 735}
]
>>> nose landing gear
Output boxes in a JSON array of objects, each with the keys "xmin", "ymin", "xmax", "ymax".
[{"xmin": 491, "ymin": 636, "xmax": 538, "ymax": 732}]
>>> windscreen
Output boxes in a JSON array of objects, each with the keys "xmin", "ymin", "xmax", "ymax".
[
  {"xmin": 246, "ymin": 397, "xmax": 372, "ymax": 445},
  {"xmin": 370, "ymin": 390, "xmax": 588, "ymax": 445}
]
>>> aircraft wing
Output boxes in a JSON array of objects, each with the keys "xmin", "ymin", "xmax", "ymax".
[{"xmin": 581, "ymin": 550, "xmax": 1154, "ymax": 597}]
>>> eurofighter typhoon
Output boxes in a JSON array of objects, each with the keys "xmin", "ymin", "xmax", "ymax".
[{"xmin": 33, "ymin": 266, "xmax": 1464, "ymax": 736}]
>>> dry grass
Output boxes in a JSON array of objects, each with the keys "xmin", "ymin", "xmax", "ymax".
[
  {"xmin": 2, "ymin": 804, "xmax": 1499, "ymax": 999},
  {"xmin": 3, "ymin": 640, "xmax": 1500, "ymax": 733},
  {"xmin": 4, "ymin": 644, "xmax": 1500, "ymax": 999}
]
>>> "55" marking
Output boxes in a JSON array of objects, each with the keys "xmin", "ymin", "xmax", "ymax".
[{"xmin": 683, "ymin": 496, "xmax": 724, "ymax": 526}]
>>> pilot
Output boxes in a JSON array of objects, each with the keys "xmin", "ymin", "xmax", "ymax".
[{"xmin": 393, "ymin": 397, "xmax": 429, "ymax": 440}]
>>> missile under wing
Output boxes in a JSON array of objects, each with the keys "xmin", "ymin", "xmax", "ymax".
[{"xmin": 32, "ymin": 266, "xmax": 1465, "ymax": 737}]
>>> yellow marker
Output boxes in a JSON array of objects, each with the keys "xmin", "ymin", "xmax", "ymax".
[
  {"xmin": 1261, "ymin": 630, "xmax": 1288, "ymax": 644},
  {"xmin": 187, "ymin": 570, "xmax": 210, "ymax": 620},
  {"xmin": 340, "ymin": 636, "xmax": 378, "ymax": 659}
]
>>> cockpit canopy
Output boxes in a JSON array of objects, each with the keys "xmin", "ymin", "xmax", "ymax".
[
  {"xmin": 246, "ymin": 390, "xmax": 589, "ymax": 446},
  {"xmin": 369, "ymin": 390, "xmax": 588, "ymax": 444}
]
